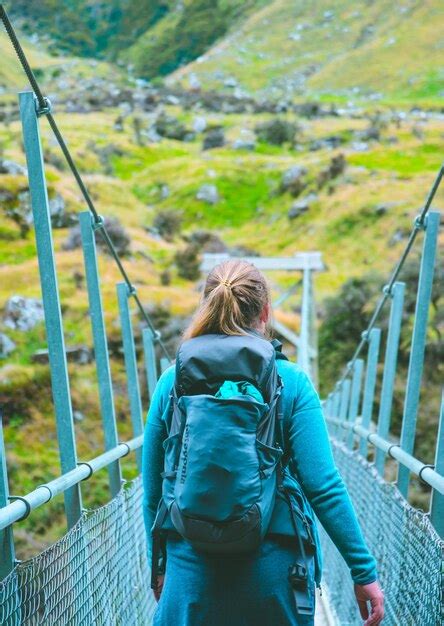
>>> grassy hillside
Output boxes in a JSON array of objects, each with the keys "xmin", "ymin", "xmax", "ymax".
[
  {"xmin": 0, "ymin": 2, "xmax": 443, "ymax": 556},
  {"xmin": 169, "ymin": 0, "xmax": 444, "ymax": 104}
]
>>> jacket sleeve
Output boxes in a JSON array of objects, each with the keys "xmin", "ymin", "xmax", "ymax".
[
  {"xmin": 285, "ymin": 366, "xmax": 378, "ymax": 585},
  {"xmin": 141, "ymin": 365, "xmax": 175, "ymax": 564}
]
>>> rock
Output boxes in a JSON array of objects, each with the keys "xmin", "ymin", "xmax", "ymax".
[
  {"xmin": 192, "ymin": 116, "xmax": 207, "ymax": 133},
  {"xmin": 224, "ymin": 77, "xmax": 238, "ymax": 88},
  {"xmin": 160, "ymin": 184, "xmax": 170, "ymax": 200},
  {"xmin": 31, "ymin": 345, "xmax": 92, "ymax": 364},
  {"xmin": 287, "ymin": 193, "xmax": 318, "ymax": 219},
  {"xmin": 188, "ymin": 73, "xmax": 202, "ymax": 91},
  {"xmin": 232, "ymin": 129, "xmax": 256, "ymax": 151},
  {"xmin": 155, "ymin": 113, "xmax": 188, "ymax": 141},
  {"xmin": 309, "ymin": 135, "xmax": 344, "ymax": 151},
  {"xmin": 0, "ymin": 333, "xmax": 16, "ymax": 358},
  {"xmin": 62, "ymin": 215, "xmax": 131, "ymax": 256},
  {"xmin": 0, "ymin": 160, "xmax": 27, "ymax": 176},
  {"xmin": 73, "ymin": 410, "xmax": 85, "ymax": 422},
  {"xmin": 196, "ymin": 184, "xmax": 219, "ymax": 205},
  {"xmin": 203, "ymin": 128, "xmax": 225, "ymax": 150},
  {"xmin": 280, "ymin": 166, "xmax": 308, "ymax": 196},
  {"xmin": 351, "ymin": 141, "xmax": 369, "ymax": 152},
  {"xmin": 3, "ymin": 295, "xmax": 44, "ymax": 331},
  {"xmin": 49, "ymin": 194, "xmax": 76, "ymax": 228}
]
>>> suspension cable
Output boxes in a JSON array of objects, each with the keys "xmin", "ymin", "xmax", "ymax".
[
  {"xmin": 0, "ymin": 5, "xmax": 172, "ymax": 362},
  {"xmin": 337, "ymin": 163, "xmax": 443, "ymax": 387}
]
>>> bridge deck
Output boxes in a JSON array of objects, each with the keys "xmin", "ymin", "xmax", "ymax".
[{"xmin": 315, "ymin": 589, "xmax": 334, "ymax": 626}]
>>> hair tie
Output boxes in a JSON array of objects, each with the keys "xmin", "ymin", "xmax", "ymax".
[{"xmin": 221, "ymin": 280, "xmax": 232, "ymax": 288}]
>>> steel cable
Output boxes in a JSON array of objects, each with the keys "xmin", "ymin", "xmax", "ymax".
[{"xmin": 0, "ymin": 4, "xmax": 172, "ymax": 362}]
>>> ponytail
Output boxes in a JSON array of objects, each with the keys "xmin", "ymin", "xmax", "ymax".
[{"xmin": 182, "ymin": 259, "xmax": 273, "ymax": 341}]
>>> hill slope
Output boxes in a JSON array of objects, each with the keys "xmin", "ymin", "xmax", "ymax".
[{"xmin": 168, "ymin": 0, "xmax": 444, "ymax": 103}]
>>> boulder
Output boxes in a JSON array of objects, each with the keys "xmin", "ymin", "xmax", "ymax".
[
  {"xmin": 203, "ymin": 128, "xmax": 225, "ymax": 150},
  {"xmin": 0, "ymin": 333, "xmax": 16, "ymax": 358},
  {"xmin": 280, "ymin": 166, "xmax": 308, "ymax": 196},
  {"xmin": 0, "ymin": 160, "xmax": 27, "ymax": 176},
  {"xmin": 196, "ymin": 184, "xmax": 220, "ymax": 205},
  {"xmin": 193, "ymin": 116, "xmax": 207, "ymax": 133},
  {"xmin": 155, "ymin": 113, "xmax": 188, "ymax": 141},
  {"xmin": 3, "ymin": 295, "xmax": 44, "ymax": 331},
  {"xmin": 288, "ymin": 193, "xmax": 318, "ymax": 219},
  {"xmin": 31, "ymin": 345, "xmax": 93, "ymax": 364}
]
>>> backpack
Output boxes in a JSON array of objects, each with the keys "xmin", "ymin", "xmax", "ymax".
[{"xmin": 150, "ymin": 331, "xmax": 315, "ymax": 595}]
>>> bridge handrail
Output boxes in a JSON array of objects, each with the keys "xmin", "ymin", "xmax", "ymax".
[
  {"xmin": 326, "ymin": 416, "xmax": 444, "ymax": 495},
  {"xmin": 0, "ymin": 434, "xmax": 143, "ymax": 532}
]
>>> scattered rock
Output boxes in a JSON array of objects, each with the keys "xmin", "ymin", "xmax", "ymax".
[
  {"xmin": 280, "ymin": 166, "xmax": 308, "ymax": 196},
  {"xmin": 0, "ymin": 333, "xmax": 16, "ymax": 358},
  {"xmin": 31, "ymin": 345, "xmax": 92, "ymax": 365},
  {"xmin": 0, "ymin": 160, "xmax": 27, "ymax": 176},
  {"xmin": 203, "ymin": 127, "xmax": 225, "ymax": 150},
  {"xmin": 155, "ymin": 112, "xmax": 189, "ymax": 141},
  {"xmin": 73, "ymin": 410, "xmax": 85, "ymax": 422},
  {"xmin": 3, "ymin": 295, "xmax": 44, "ymax": 331},
  {"xmin": 193, "ymin": 116, "xmax": 207, "ymax": 133},
  {"xmin": 232, "ymin": 129, "xmax": 256, "ymax": 151},
  {"xmin": 196, "ymin": 184, "xmax": 220, "ymax": 205},
  {"xmin": 287, "ymin": 193, "xmax": 318, "ymax": 219},
  {"xmin": 49, "ymin": 194, "xmax": 76, "ymax": 228},
  {"xmin": 309, "ymin": 136, "xmax": 344, "ymax": 151}
]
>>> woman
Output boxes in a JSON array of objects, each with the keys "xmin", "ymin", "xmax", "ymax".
[{"xmin": 142, "ymin": 259, "xmax": 384, "ymax": 626}]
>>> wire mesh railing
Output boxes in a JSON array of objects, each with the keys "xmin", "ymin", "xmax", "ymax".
[
  {"xmin": 0, "ymin": 476, "xmax": 156, "ymax": 626},
  {"xmin": 319, "ymin": 441, "xmax": 444, "ymax": 626}
]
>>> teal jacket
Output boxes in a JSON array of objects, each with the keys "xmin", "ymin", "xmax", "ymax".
[{"xmin": 142, "ymin": 358, "xmax": 378, "ymax": 586}]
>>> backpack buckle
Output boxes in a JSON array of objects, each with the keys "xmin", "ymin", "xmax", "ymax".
[{"xmin": 289, "ymin": 562, "xmax": 308, "ymax": 591}]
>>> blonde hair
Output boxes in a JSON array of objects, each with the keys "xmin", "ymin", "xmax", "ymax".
[{"xmin": 182, "ymin": 259, "xmax": 273, "ymax": 340}]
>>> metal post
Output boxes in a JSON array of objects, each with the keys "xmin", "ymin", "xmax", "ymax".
[
  {"xmin": 19, "ymin": 91, "xmax": 82, "ymax": 527},
  {"xmin": 298, "ymin": 267, "xmax": 311, "ymax": 376},
  {"xmin": 374, "ymin": 282, "xmax": 405, "ymax": 476},
  {"xmin": 142, "ymin": 328, "xmax": 158, "ymax": 402},
  {"xmin": 0, "ymin": 412, "xmax": 15, "ymax": 581},
  {"xmin": 397, "ymin": 212, "xmax": 440, "ymax": 497},
  {"xmin": 359, "ymin": 328, "xmax": 381, "ymax": 457},
  {"xmin": 117, "ymin": 282, "xmax": 143, "ymax": 471},
  {"xmin": 331, "ymin": 386, "xmax": 341, "ymax": 439},
  {"xmin": 309, "ymin": 272, "xmax": 319, "ymax": 388},
  {"xmin": 430, "ymin": 393, "xmax": 444, "ymax": 538},
  {"xmin": 79, "ymin": 211, "xmax": 122, "ymax": 497},
  {"xmin": 346, "ymin": 359, "xmax": 364, "ymax": 449},
  {"xmin": 338, "ymin": 379, "xmax": 351, "ymax": 442}
]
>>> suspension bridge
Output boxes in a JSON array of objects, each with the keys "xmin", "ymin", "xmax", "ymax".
[{"xmin": 0, "ymin": 6, "xmax": 443, "ymax": 625}]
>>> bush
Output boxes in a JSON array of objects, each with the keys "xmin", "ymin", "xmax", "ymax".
[
  {"xmin": 174, "ymin": 244, "xmax": 201, "ymax": 280},
  {"xmin": 255, "ymin": 119, "xmax": 299, "ymax": 146},
  {"xmin": 153, "ymin": 210, "xmax": 183, "ymax": 241}
]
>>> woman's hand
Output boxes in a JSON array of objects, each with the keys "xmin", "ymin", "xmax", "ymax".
[
  {"xmin": 154, "ymin": 575, "xmax": 165, "ymax": 602},
  {"xmin": 354, "ymin": 580, "xmax": 384, "ymax": 625}
]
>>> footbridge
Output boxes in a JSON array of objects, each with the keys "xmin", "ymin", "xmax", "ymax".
[{"xmin": 0, "ymin": 6, "xmax": 443, "ymax": 626}]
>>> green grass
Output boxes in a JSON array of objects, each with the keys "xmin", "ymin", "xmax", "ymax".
[{"xmin": 348, "ymin": 143, "xmax": 443, "ymax": 176}]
